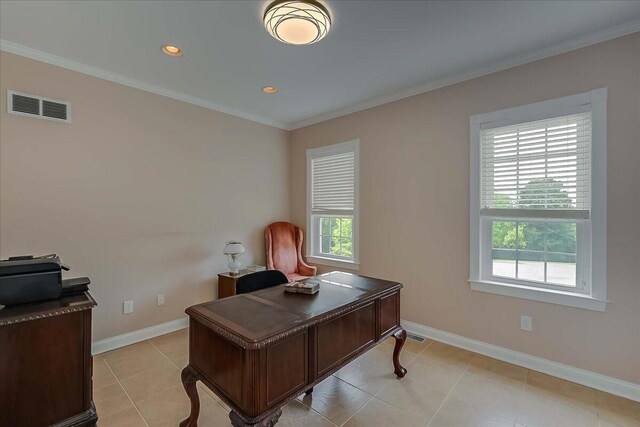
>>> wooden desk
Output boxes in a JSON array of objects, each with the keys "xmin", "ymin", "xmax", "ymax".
[
  {"xmin": 0, "ymin": 292, "xmax": 97, "ymax": 427},
  {"xmin": 180, "ymin": 272, "xmax": 407, "ymax": 427}
]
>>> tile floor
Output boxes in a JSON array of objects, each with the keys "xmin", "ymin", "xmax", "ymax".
[{"xmin": 94, "ymin": 329, "xmax": 640, "ymax": 427}]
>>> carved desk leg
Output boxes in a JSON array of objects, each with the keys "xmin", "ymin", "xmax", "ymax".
[
  {"xmin": 229, "ymin": 408, "xmax": 282, "ymax": 427},
  {"xmin": 179, "ymin": 366, "xmax": 200, "ymax": 427},
  {"xmin": 392, "ymin": 328, "xmax": 408, "ymax": 378}
]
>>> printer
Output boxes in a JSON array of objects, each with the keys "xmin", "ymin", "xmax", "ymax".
[{"xmin": 0, "ymin": 254, "xmax": 90, "ymax": 306}]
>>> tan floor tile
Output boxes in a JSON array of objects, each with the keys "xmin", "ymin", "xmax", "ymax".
[
  {"xmin": 93, "ymin": 383, "xmax": 134, "ymax": 418},
  {"xmin": 404, "ymin": 357, "xmax": 464, "ymax": 394},
  {"xmin": 154, "ymin": 336, "xmax": 188, "ymax": 364},
  {"xmin": 343, "ymin": 397, "xmax": 424, "ymax": 427},
  {"xmin": 450, "ymin": 372, "xmax": 526, "ymax": 421},
  {"xmin": 93, "ymin": 357, "xmax": 117, "ymax": 390},
  {"xmin": 375, "ymin": 339, "xmax": 420, "ymax": 365},
  {"xmin": 97, "ymin": 407, "xmax": 146, "ymax": 427},
  {"xmin": 119, "ymin": 363, "xmax": 182, "ymax": 402},
  {"xmin": 106, "ymin": 347, "xmax": 171, "ymax": 380},
  {"xmin": 376, "ymin": 376, "xmax": 447, "ymax": 423},
  {"xmin": 334, "ymin": 348, "xmax": 405, "ymax": 395},
  {"xmin": 467, "ymin": 354, "xmax": 528, "ymax": 389},
  {"xmin": 430, "ymin": 397, "xmax": 514, "ymax": 427},
  {"xmin": 516, "ymin": 393, "xmax": 599, "ymax": 427},
  {"xmin": 278, "ymin": 400, "xmax": 337, "ymax": 427},
  {"xmin": 197, "ymin": 382, "xmax": 230, "ymax": 410},
  {"xmin": 149, "ymin": 328, "xmax": 188, "ymax": 346},
  {"xmin": 102, "ymin": 341, "xmax": 156, "ymax": 363},
  {"xmin": 172, "ymin": 355, "xmax": 189, "ymax": 370},
  {"xmin": 136, "ymin": 384, "xmax": 227, "ymax": 427},
  {"xmin": 383, "ymin": 335, "xmax": 433, "ymax": 354},
  {"xmin": 297, "ymin": 375, "xmax": 372, "ymax": 425},
  {"xmin": 526, "ymin": 370, "xmax": 597, "ymax": 414},
  {"xmin": 417, "ymin": 341, "xmax": 475, "ymax": 371},
  {"xmin": 595, "ymin": 391, "xmax": 640, "ymax": 427}
]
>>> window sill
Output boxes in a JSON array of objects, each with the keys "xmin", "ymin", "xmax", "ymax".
[
  {"xmin": 307, "ymin": 255, "xmax": 360, "ymax": 271},
  {"xmin": 469, "ymin": 279, "xmax": 607, "ymax": 311}
]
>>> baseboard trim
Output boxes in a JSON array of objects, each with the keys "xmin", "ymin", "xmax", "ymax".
[
  {"xmin": 402, "ymin": 319, "xmax": 640, "ymax": 402},
  {"xmin": 92, "ymin": 317, "xmax": 188, "ymax": 355}
]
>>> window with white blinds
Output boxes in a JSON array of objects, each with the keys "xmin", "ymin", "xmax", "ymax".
[
  {"xmin": 469, "ymin": 89, "xmax": 608, "ymax": 311},
  {"xmin": 480, "ymin": 112, "xmax": 592, "ymax": 219},
  {"xmin": 311, "ymin": 151, "xmax": 355, "ymax": 214},
  {"xmin": 307, "ymin": 140, "xmax": 360, "ymax": 267}
]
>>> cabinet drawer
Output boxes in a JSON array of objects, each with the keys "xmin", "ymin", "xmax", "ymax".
[{"xmin": 316, "ymin": 303, "xmax": 375, "ymax": 376}]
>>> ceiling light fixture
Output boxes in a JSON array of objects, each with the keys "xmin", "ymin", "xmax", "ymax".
[
  {"xmin": 161, "ymin": 45, "xmax": 183, "ymax": 57},
  {"xmin": 262, "ymin": 86, "xmax": 278, "ymax": 94},
  {"xmin": 263, "ymin": 0, "xmax": 331, "ymax": 45}
]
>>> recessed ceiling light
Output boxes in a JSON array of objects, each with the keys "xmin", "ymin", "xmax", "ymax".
[
  {"xmin": 161, "ymin": 45, "xmax": 183, "ymax": 57},
  {"xmin": 263, "ymin": 0, "xmax": 331, "ymax": 45},
  {"xmin": 262, "ymin": 86, "xmax": 278, "ymax": 94}
]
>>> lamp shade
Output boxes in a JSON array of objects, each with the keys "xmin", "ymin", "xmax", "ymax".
[
  {"xmin": 263, "ymin": 0, "xmax": 331, "ymax": 45},
  {"xmin": 223, "ymin": 241, "xmax": 246, "ymax": 256}
]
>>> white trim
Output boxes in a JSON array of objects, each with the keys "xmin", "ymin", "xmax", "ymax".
[
  {"xmin": 306, "ymin": 255, "xmax": 360, "ymax": 271},
  {"xmin": 0, "ymin": 39, "xmax": 289, "ymax": 130},
  {"xmin": 91, "ymin": 317, "xmax": 188, "ymax": 355},
  {"xmin": 469, "ymin": 280, "xmax": 607, "ymax": 311},
  {"xmin": 306, "ymin": 140, "xmax": 360, "ymax": 266},
  {"xmin": 469, "ymin": 88, "xmax": 607, "ymax": 310},
  {"xmin": 402, "ymin": 319, "xmax": 640, "ymax": 403},
  {"xmin": 289, "ymin": 21, "xmax": 640, "ymax": 129}
]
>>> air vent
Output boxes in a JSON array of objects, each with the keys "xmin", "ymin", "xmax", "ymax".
[{"xmin": 7, "ymin": 91, "xmax": 71, "ymax": 123}]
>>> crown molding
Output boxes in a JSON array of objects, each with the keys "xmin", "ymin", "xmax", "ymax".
[
  {"xmin": 0, "ymin": 39, "xmax": 291, "ymax": 130},
  {"xmin": 289, "ymin": 20, "xmax": 640, "ymax": 130},
  {"xmin": 2, "ymin": 19, "xmax": 639, "ymax": 132}
]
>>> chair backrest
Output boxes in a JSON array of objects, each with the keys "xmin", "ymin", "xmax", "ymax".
[
  {"xmin": 235, "ymin": 270, "xmax": 288, "ymax": 295},
  {"xmin": 265, "ymin": 222, "xmax": 302, "ymax": 275}
]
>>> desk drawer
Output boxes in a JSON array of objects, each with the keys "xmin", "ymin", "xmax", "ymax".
[{"xmin": 316, "ymin": 303, "xmax": 375, "ymax": 376}]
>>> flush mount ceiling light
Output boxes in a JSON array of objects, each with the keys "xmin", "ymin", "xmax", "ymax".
[
  {"xmin": 161, "ymin": 45, "xmax": 183, "ymax": 57},
  {"xmin": 262, "ymin": 86, "xmax": 278, "ymax": 94},
  {"xmin": 263, "ymin": 0, "xmax": 331, "ymax": 45}
]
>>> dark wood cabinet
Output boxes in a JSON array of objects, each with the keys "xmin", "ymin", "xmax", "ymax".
[
  {"xmin": 0, "ymin": 292, "xmax": 97, "ymax": 427},
  {"xmin": 180, "ymin": 272, "xmax": 407, "ymax": 426}
]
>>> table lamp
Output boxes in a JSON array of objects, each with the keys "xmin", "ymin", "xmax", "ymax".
[{"xmin": 223, "ymin": 241, "xmax": 245, "ymax": 275}]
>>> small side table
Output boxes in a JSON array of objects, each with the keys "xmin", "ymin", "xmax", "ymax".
[{"xmin": 217, "ymin": 269, "xmax": 250, "ymax": 299}]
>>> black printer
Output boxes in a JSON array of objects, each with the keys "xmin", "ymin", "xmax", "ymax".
[{"xmin": 0, "ymin": 254, "xmax": 90, "ymax": 306}]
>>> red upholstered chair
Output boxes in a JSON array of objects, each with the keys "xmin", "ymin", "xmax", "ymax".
[{"xmin": 265, "ymin": 222, "xmax": 317, "ymax": 282}]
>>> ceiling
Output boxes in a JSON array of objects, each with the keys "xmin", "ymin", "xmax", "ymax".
[{"xmin": 1, "ymin": 1, "xmax": 639, "ymax": 130}]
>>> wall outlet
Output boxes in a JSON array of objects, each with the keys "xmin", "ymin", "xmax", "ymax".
[
  {"xmin": 157, "ymin": 294, "xmax": 165, "ymax": 306},
  {"xmin": 520, "ymin": 315, "xmax": 533, "ymax": 331},
  {"xmin": 123, "ymin": 300, "xmax": 134, "ymax": 314}
]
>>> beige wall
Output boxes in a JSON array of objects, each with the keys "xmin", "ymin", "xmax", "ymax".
[
  {"xmin": 0, "ymin": 52, "xmax": 290, "ymax": 341},
  {"xmin": 290, "ymin": 34, "xmax": 640, "ymax": 384}
]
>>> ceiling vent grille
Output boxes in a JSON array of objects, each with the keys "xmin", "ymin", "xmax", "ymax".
[{"xmin": 7, "ymin": 91, "xmax": 71, "ymax": 123}]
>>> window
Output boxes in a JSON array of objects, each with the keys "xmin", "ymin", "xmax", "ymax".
[
  {"xmin": 307, "ymin": 140, "xmax": 359, "ymax": 269},
  {"xmin": 469, "ymin": 89, "xmax": 607, "ymax": 311}
]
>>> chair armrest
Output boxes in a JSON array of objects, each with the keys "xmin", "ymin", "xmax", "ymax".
[{"xmin": 297, "ymin": 259, "xmax": 317, "ymax": 276}]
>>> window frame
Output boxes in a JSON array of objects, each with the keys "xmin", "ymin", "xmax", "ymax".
[
  {"xmin": 469, "ymin": 89, "xmax": 607, "ymax": 311},
  {"xmin": 306, "ymin": 140, "xmax": 360, "ymax": 270}
]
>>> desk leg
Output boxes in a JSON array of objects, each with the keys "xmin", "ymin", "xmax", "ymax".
[
  {"xmin": 229, "ymin": 408, "xmax": 282, "ymax": 427},
  {"xmin": 392, "ymin": 328, "xmax": 408, "ymax": 378},
  {"xmin": 179, "ymin": 366, "xmax": 200, "ymax": 427}
]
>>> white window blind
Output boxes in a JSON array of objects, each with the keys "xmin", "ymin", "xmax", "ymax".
[
  {"xmin": 311, "ymin": 151, "xmax": 355, "ymax": 214},
  {"xmin": 480, "ymin": 112, "xmax": 591, "ymax": 220}
]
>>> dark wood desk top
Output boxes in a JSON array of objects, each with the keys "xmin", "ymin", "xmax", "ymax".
[
  {"xmin": 0, "ymin": 292, "xmax": 97, "ymax": 326},
  {"xmin": 186, "ymin": 271, "xmax": 402, "ymax": 349}
]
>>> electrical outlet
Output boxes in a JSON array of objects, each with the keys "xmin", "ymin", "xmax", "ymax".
[
  {"xmin": 123, "ymin": 300, "xmax": 134, "ymax": 314},
  {"xmin": 520, "ymin": 315, "xmax": 532, "ymax": 331},
  {"xmin": 157, "ymin": 294, "xmax": 165, "ymax": 306}
]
